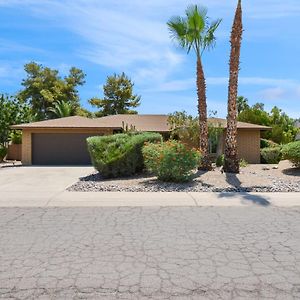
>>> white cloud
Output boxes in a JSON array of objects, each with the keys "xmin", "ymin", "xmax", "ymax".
[
  {"xmin": 258, "ymin": 87, "xmax": 286, "ymax": 100},
  {"xmin": 0, "ymin": 61, "xmax": 24, "ymax": 87},
  {"xmin": 149, "ymin": 76, "xmax": 300, "ymax": 92},
  {"xmin": 208, "ymin": 77, "xmax": 300, "ymax": 104},
  {"xmin": 1, "ymin": 0, "xmax": 300, "ymax": 107},
  {"xmin": 153, "ymin": 78, "xmax": 194, "ymax": 92},
  {"xmin": 0, "ymin": 39, "xmax": 44, "ymax": 54},
  {"xmin": 16, "ymin": 0, "xmax": 186, "ymax": 88},
  {"xmin": 1, "ymin": 0, "xmax": 299, "ymax": 86},
  {"xmin": 207, "ymin": 77, "xmax": 299, "ymax": 87}
]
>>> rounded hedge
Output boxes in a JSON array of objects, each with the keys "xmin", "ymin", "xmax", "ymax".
[
  {"xmin": 87, "ymin": 132, "xmax": 162, "ymax": 178},
  {"xmin": 281, "ymin": 141, "xmax": 300, "ymax": 168},
  {"xmin": 260, "ymin": 147, "xmax": 282, "ymax": 164}
]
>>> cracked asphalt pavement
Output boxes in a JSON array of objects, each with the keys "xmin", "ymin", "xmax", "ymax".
[{"xmin": 1, "ymin": 206, "xmax": 300, "ymax": 299}]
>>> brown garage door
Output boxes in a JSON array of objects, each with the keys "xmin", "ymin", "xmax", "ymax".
[{"xmin": 32, "ymin": 133, "xmax": 99, "ymax": 165}]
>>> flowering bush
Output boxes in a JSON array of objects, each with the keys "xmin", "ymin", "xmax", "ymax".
[{"xmin": 142, "ymin": 140, "xmax": 201, "ymax": 182}]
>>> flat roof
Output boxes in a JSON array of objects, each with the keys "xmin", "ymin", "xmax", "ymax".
[{"xmin": 12, "ymin": 114, "xmax": 271, "ymax": 131}]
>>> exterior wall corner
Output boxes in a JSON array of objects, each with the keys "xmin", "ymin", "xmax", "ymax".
[{"xmin": 22, "ymin": 130, "xmax": 32, "ymax": 165}]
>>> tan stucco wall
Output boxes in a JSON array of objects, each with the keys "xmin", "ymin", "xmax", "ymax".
[
  {"xmin": 220, "ymin": 129, "xmax": 261, "ymax": 164},
  {"xmin": 22, "ymin": 130, "xmax": 32, "ymax": 165},
  {"xmin": 237, "ymin": 130, "xmax": 261, "ymax": 164},
  {"xmin": 21, "ymin": 128, "xmax": 113, "ymax": 165}
]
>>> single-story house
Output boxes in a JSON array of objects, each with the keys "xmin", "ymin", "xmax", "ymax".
[{"xmin": 12, "ymin": 114, "xmax": 270, "ymax": 165}]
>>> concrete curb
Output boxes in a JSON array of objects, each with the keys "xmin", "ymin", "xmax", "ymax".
[{"xmin": 0, "ymin": 191, "xmax": 299, "ymax": 207}]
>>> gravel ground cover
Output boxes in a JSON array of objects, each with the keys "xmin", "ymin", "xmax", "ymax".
[
  {"xmin": 68, "ymin": 160, "xmax": 300, "ymax": 193},
  {"xmin": 0, "ymin": 160, "xmax": 22, "ymax": 169}
]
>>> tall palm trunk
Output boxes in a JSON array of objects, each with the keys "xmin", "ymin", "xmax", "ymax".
[
  {"xmin": 224, "ymin": 0, "xmax": 243, "ymax": 173},
  {"xmin": 197, "ymin": 56, "xmax": 211, "ymax": 170}
]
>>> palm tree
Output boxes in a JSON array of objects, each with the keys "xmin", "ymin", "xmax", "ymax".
[
  {"xmin": 237, "ymin": 96, "xmax": 249, "ymax": 114},
  {"xmin": 48, "ymin": 100, "xmax": 77, "ymax": 118},
  {"xmin": 167, "ymin": 5, "xmax": 221, "ymax": 170},
  {"xmin": 224, "ymin": 0, "xmax": 243, "ymax": 174}
]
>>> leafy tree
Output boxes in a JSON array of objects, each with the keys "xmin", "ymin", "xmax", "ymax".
[
  {"xmin": 268, "ymin": 107, "xmax": 298, "ymax": 144},
  {"xmin": 48, "ymin": 100, "xmax": 77, "ymax": 118},
  {"xmin": 167, "ymin": 5, "xmax": 221, "ymax": 170},
  {"xmin": 224, "ymin": 0, "xmax": 243, "ymax": 174},
  {"xmin": 17, "ymin": 62, "xmax": 85, "ymax": 120},
  {"xmin": 0, "ymin": 94, "xmax": 32, "ymax": 147},
  {"xmin": 89, "ymin": 72, "xmax": 141, "ymax": 117},
  {"xmin": 253, "ymin": 102, "xmax": 265, "ymax": 111},
  {"xmin": 76, "ymin": 107, "xmax": 94, "ymax": 118},
  {"xmin": 238, "ymin": 102, "xmax": 298, "ymax": 144},
  {"xmin": 168, "ymin": 111, "xmax": 223, "ymax": 153},
  {"xmin": 237, "ymin": 96, "xmax": 249, "ymax": 114},
  {"xmin": 238, "ymin": 103, "xmax": 270, "ymax": 126},
  {"xmin": 168, "ymin": 111, "xmax": 200, "ymax": 148}
]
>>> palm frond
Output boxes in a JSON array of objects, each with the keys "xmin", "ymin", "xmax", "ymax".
[
  {"xmin": 203, "ymin": 19, "xmax": 222, "ymax": 52},
  {"xmin": 167, "ymin": 4, "xmax": 221, "ymax": 57},
  {"xmin": 48, "ymin": 100, "xmax": 76, "ymax": 118},
  {"xmin": 167, "ymin": 16, "xmax": 188, "ymax": 50},
  {"xmin": 186, "ymin": 4, "xmax": 207, "ymax": 21},
  {"xmin": 185, "ymin": 5, "xmax": 208, "ymax": 55}
]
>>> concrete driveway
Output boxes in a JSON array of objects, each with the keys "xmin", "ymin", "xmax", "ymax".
[{"xmin": 0, "ymin": 166, "xmax": 94, "ymax": 206}]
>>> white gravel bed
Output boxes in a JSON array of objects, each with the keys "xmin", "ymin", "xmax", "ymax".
[
  {"xmin": 0, "ymin": 160, "xmax": 22, "ymax": 169},
  {"xmin": 68, "ymin": 161, "xmax": 300, "ymax": 193}
]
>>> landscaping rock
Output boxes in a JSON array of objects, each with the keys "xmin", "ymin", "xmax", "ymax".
[{"xmin": 68, "ymin": 161, "xmax": 300, "ymax": 193}]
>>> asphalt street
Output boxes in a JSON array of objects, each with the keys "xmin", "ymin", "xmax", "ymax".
[{"xmin": 1, "ymin": 206, "xmax": 300, "ymax": 299}]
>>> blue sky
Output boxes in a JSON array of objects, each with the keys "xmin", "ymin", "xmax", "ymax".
[{"xmin": 0, "ymin": 0, "xmax": 300, "ymax": 118}]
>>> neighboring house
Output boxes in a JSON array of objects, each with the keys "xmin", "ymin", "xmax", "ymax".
[{"xmin": 12, "ymin": 115, "xmax": 270, "ymax": 165}]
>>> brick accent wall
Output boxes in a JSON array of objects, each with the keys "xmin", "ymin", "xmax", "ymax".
[{"xmin": 21, "ymin": 128, "xmax": 113, "ymax": 165}]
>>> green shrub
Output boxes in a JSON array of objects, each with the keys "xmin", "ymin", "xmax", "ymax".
[
  {"xmin": 87, "ymin": 132, "xmax": 162, "ymax": 178},
  {"xmin": 215, "ymin": 154, "xmax": 224, "ymax": 167},
  {"xmin": 260, "ymin": 139, "xmax": 269, "ymax": 149},
  {"xmin": 282, "ymin": 141, "xmax": 300, "ymax": 168},
  {"xmin": 215, "ymin": 155, "xmax": 248, "ymax": 168},
  {"xmin": 0, "ymin": 146, "xmax": 7, "ymax": 162},
  {"xmin": 260, "ymin": 139, "xmax": 279, "ymax": 149},
  {"xmin": 239, "ymin": 158, "xmax": 248, "ymax": 168},
  {"xmin": 142, "ymin": 140, "xmax": 201, "ymax": 182},
  {"xmin": 260, "ymin": 147, "xmax": 282, "ymax": 164}
]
